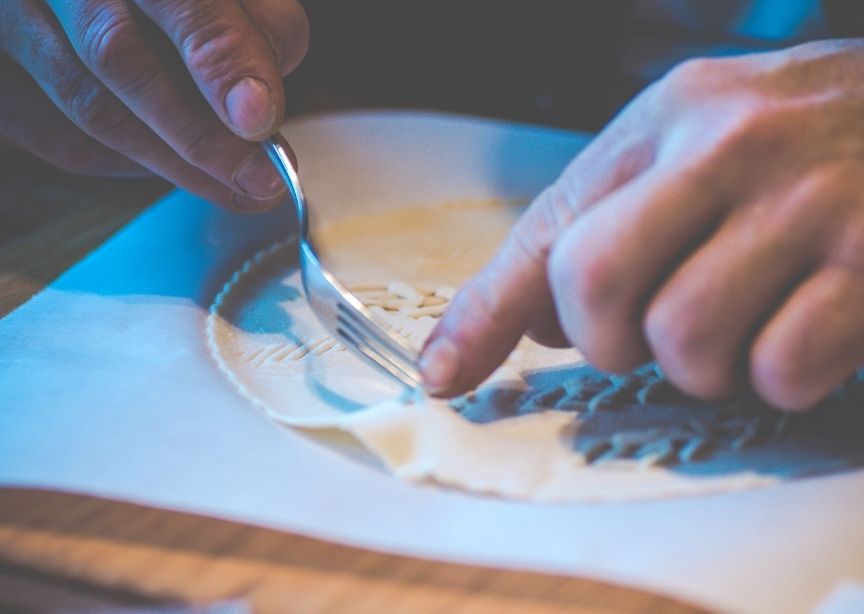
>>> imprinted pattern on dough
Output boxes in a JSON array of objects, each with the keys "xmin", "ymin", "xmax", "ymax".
[{"xmin": 208, "ymin": 238, "xmax": 864, "ymax": 502}]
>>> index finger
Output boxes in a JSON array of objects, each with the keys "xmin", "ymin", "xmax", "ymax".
[{"xmin": 419, "ymin": 109, "xmax": 657, "ymax": 396}]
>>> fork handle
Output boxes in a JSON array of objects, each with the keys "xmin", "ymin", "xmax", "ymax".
[{"xmin": 263, "ymin": 134, "xmax": 309, "ymax": 239}]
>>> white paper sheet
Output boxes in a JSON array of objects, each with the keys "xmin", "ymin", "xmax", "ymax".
[
  {"xmin": 2, "ymin": 111, "xmax": 863, "ymax": 614},
  {"xmin": 816, "ymin": 583, "xmax": 864, "ymax": 614}
]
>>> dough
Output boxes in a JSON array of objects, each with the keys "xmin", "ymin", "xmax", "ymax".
[{"xmin": 208, "ymin": 200, "xmax": 864, "ymax": 502}]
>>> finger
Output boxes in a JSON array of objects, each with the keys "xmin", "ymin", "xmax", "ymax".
[
  {"xmin": 420, "ymin": 115, "xmax": 656, "ymax": 397},
  {"xmin": 529, "ymin": 92, "xmax": 661, "ymax": 225},
  {"xmin": 524, "ymin": 300, "xmax": 572, "ymax": 348},
  {"xmin": 45, "ymin": 0, "xmax": 285, "ymax": 202},
  {"xmin": 240, "ymin": 0, "xmax": 310, "ymax": 75},
  {"xmin": 418, "ymin": 232, "xmax": 552, "ymax": 397},
  {"xmin": 750, "ymin": 264, "xmax": 864, "ymax": 411},
  {"xmin": 133, "ymin": 0, "xmax": 288, "ymax": 140},
  {"xmin": 547, "ymin": 165, "xmax": 729, "ymax": 375},
  {"xmin": 0, "ymin": 53, "xmax": 146, "ymax": 177},
  {"xmin": 643, "ymin": 170, "xmax": 841, "ymax": 400},
  {"xmin": 521, "ymin": 107, "xmax": 658, "ymax": 348},
  {"xmin": 0, "ymin": 2, "xmax": 264, "ymax": 210}
]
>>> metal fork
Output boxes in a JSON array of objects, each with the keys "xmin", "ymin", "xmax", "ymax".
[{"xmin": 263, "ymin": 135, "xmax": 423, "ymax": 390}]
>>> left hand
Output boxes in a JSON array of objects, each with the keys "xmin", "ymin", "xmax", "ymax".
[
  {"xmin": 0, "ymin": 0, "xmax": 308, "ymax": 210},
  {"xmin": 420, "ymin": 39, "xmax": 864, "ymax": 411}
]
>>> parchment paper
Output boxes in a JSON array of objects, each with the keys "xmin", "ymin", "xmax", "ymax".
[{"xmin": 2, "ymin": 111, "xmax": 863, "ymax": 614}]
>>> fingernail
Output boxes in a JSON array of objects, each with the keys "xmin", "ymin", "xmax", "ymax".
[
  {"xmin": 419, "ymin": 337, "xmax": 460, "ymax": 396},
  {"xmin": 234, "ymin": 150, "xmax": 285, "ymax": 199},
  {"xmin": 225, "ymin": 77, "xmax": 276, "ymax": 138}
]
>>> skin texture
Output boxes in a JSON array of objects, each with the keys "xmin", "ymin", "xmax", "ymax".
[
  {"xmin": 0, "ymin": 0, "xmax": 308, "ymax": 211},
  {"xmin": 421, "ymin": 39, "xmax": 864, "ymax": 412}
]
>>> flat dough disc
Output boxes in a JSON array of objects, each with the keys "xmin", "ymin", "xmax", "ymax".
[{"xmin": 208, "ymin": 200, "xmax": 864, "ymax": 502}]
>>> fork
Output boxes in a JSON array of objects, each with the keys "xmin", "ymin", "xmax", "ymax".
[{"xmin": 263, "ymin": 134, "xmax": 423, "ymax": 390}]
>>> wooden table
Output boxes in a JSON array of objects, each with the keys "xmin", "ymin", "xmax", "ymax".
[{"xmin": 0, "ymin": 151, "xmax": 708, "ymax": 613}]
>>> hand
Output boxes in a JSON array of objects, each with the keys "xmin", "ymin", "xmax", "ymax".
[
  {"xmin": 0, "ymin": 0, "xmax": 308, "ymax": 211},
  {"xmin": 421, "ymin": 39, "xmax": 864, "ymax": 411}
]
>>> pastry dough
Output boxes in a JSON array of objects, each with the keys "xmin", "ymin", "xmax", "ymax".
[{"xmin": 208, "ymin": 200, "xmax": 864, "ymax": 502}]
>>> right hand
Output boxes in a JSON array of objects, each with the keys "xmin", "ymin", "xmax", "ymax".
[
  {"xmin": 0, "ymin": 0, "xmax": 309, "ymax": 211},
  {"xmin": 421, "ymin": 40, "xmax": 864, "ymax": 411}
]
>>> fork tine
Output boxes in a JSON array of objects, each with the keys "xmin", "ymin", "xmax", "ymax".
[
  {"xmin": 336, "ymin": 313, "xmax": 420, "ymax": 382},
  {"xmin": 300, "ymin": 240, "xmax": 420, "ymax": 367},
  {"xmin": 336, "ymin": 302, "xmax": 418, "ymax": 365},
  {"xmin": 336, "ymin": 313, "xmax": 422, "ymax": 385},
  {"xmin": 336, "ymin": 326, "xmax": 421, "ymax": 389},
  {"xmin": 263, "ymin": 136, "xmax": 425, "ymax": 391}
]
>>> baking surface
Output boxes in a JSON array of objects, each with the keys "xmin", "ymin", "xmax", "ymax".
[
  {"xmin": 0, "ymin": 489, "xmax": 707, "ymax": 613},
  {"xmin": 2, "ymin": 112, "xmax": 864, "ymax": 613}
]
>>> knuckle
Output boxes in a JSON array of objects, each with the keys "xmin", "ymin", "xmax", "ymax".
[
  {"xmin": 54, "ymin": 75, "xmax": 148, "ymax": 157},
  {"xmin": 509, "ymin": 204, "xmax": 560, "ymax": 271},
  {"xmin": 173, "ymin": 119, "xmax": 236, "ymax": 168},
  {"xmin": 718, "ymin": 106, "xmax": 776, "ymax": 152},
  {"xmin": 179, "ymin": 16, "xmax": 249, "ymax": 83},
  {"xmin": 59, "ymin": 77, "xmax": 124, "ymax": 137},
  {"xmin": 239, "ymin": 0, "xmax": 309, "ymax": 74},
  {"xmin": 750, "ymin": 342, "xmax": 812, "ymax": 410},
  {"xmin": 801, "ymin": 161, "xmax": 859, "ymax": 205},
  {"xmin": 660, "ymin": 57, "xmax": 719, "ymax": 99},
  {"xmin": 524, "ymin": 182, "xmax": 578, "ymax": 247},
  {"xmin": 550, "ymin": 237, "xmax": 618, "ymax": 313},
  {"xmin": 79, "ymin": 6, "xmax": 139, "ymax": 75},
  {"xmin": 644, "ymin": 301, "xmax": 700, "ymax": 359},
  {"xmin": 676, "ymin": 104, "xmax": 776, "ymax": 174},
  {"xmin": 548, "ymin": 248, "xmax": 643, "ymax": 373},
  {"xmin": 644, "ymin": 303, "xmax": 731, "ymax": 399},
  {"xmin": 835, "ymin": 204, "xmax": 864, "ymax": 266},
  {"xmin": 448, "ymin": 274, "xmax": 501, "ymax": 334},
  {"xmin": 276, "ymin": 3, "xmax": 310, "ymax": 72},
  {"xmin": 69, "ymin": 87, "xmax": 135, "ymax": 142}
]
